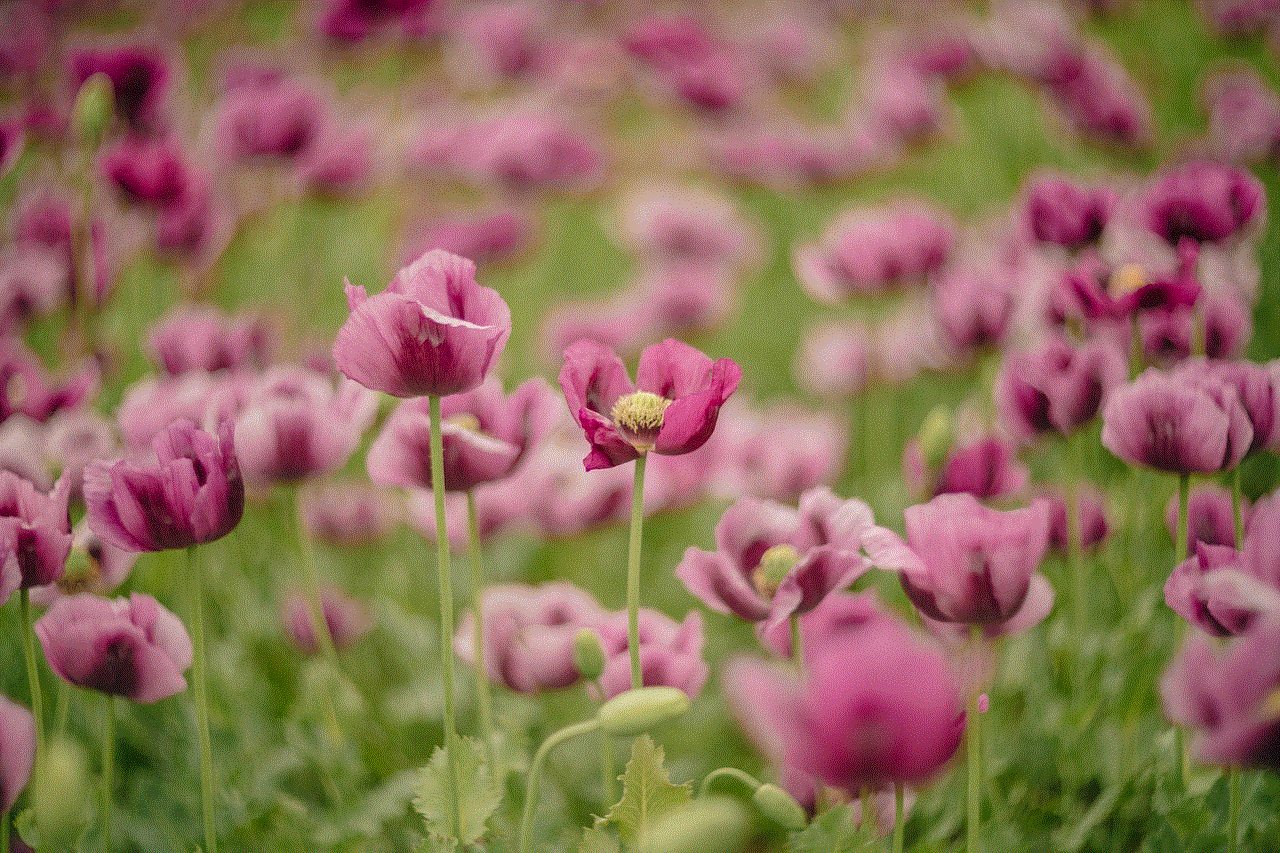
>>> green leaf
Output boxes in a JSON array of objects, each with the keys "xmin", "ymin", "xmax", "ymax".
[
  {"xmin": 787, "ymin": 805, "xmax": 869, "ymax": 853},
  {"xmin": 602, "ymin": 735, "xmax": 691, "ymax": 846},
  {"xmin": 578, "ymin": 825, "xmax": 621, "ymax": 853},
  {"xmin": 412, "ymin": 736, "xmax": 503, "ymax": 845}
]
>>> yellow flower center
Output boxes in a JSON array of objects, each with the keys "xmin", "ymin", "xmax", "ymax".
[
  {"xmin": 752, "ymin": 544, "xmax": 800, "ymax": 599},
  {"xmin": 1110, "ymin": 263, "xmax": 1147, "ymax": 297},
  {"xmin": 611, "ymin": 391, "xmax": 672, "ymax": 452}
]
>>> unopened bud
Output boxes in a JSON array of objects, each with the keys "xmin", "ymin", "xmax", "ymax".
[
  {"xmin": 752, "ymin": 544, "xmax": 798, "ymax": 599},
  {"xmin": 752, "ymin": 783, "xmax": 807, "ymax": 830},
  {"xmin": 33, "ymin": 737, "xmax": 92, "ymax": 846},
  {"xmin": 918, "ymin": 406, "xmax": 954, "ymax": 470},
  {"xmin": 638, "ymin": 796, "xmax": 752, "ymax": 853},
  {"xmin": 596, "ymin": 686, "xmax": 689, "ymax": 737},
  {"xmin": 72, "ymin": 72, "xmax": 114, "ymax": 145},
  {"xmin": 572, "ymin": 628, "xmax": 606, "ymax": 681},
  {"xmin": 57, "ymin": 546, "xmax": 101, "ymax": 596}
]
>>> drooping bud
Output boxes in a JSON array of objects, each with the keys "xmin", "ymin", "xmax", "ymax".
[
  {"xmin": 637, "ymin": 796, "xmax": 753, "ymax": 853},
  {"xmin": 596, "ymin": 686, "xmax": 689, "ymax": 737},
  {"xmin": 752, "ymin": 543, "xmax": 799, "ymax": 599},
  {"xmin": 572, "ymin": 627, "xmax": 607, "ymax": 681},
  {"xmin": 917, "ymin": 405, "xmax": 954, "ymax": 471},
  {"xmin": 611, "ymin": 390, "xmax": 672, "ymax": 452},
  {"xmin": 752, "ymin": 783, "xmax": 808, "ymax": 831},
  {"xmin": 72, "ymin": 72, "xmax": 115, "ymax": 146}
]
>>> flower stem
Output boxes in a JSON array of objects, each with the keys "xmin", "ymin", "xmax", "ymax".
[
  {"xmin": 19, "ymin": 589, "xmax": 45, "ymax": 766},
  {"xmin": 1231, "ymin": 466, "xmax": 1244, "ymax": 546},
  {"xmin": 466, "ymin": 491, "xmax": 497, "ymax": 773},
  {"xmin": 428, "ymin": 395, "xmax": 462, "ymax": 842},
  {"xmin": 293, "ymin": 488, "xmax": 342, "ymax": 669},
  {"xmin": 599, "ymin": 726, "xmax": 615, "ymax": 806},
  {"xmin": 966, "ymin": 626, "xmax": 983, "ymax": 853},
  {"xmin": 790, "ymin": 614, "xmax": 802, "ymax": 669},
  {"xmin": 1064, "ymin": 433, "xmax": 1085, "ymax": 633},
  {"xmin": 186, "ymin": 546, "xmax": 217, "ymax": 853},
  {"xmin": 1175, "ymin": 473, "xmax": 1190, "ymax": 566},
  {"xmin": 520, "ymin": 719, "xmax": 600, "ymax": 853},
  {"xmin": 893, "ymin": 782, "xmax": 905, "ymax": 853},
  {"xmin": 101, "ymin": 694, "xmax": 114, "ymax": 852},
  {"xmin": 1228, "ymin": 767, "xmax": 1240, "ymax": 853},
  {"xmin": 627, "ymin": 455, "xmax": 648, "ymax": 690}
]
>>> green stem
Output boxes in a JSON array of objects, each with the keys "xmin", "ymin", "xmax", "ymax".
[
  {"xmin": 790, "ymin": 614, "xmax": 802, "ymax": 669},
  {"xmin": 520, "ymin": 719, "xmax": 600, "ymax": 853},
  {"xmin": 1, "ymin": 808, "xmax": 8, "ymax": 853},
  {"xmin": 1228, "ymin": 767, "xmax": 1240, "ymax": 853},
  {"xmin": 598, "ymin": 726, "xmax": 615, "ymax": 806},
  {"xmin": 627, "ymin": 455, "xmax": 648, "ymax": 691},
  {"xmin": 428, "ymin": 395, "xmax": 462, "ymax": 842},
  {"xmin": 20, "ymin": 589, "xmax": 45, "ymax": 767},
  {"xmin": 966, "ymin": 627, "xmax": 983, "ymax": 853},
  {"xmin": 697, "ymin": 767, "xmax": 760, "ymax": 799},
  {"xmin": 1175, "ymin": 474, "xmax": 1190, "ymax": 565},
  {"xmin": 293, "ymin": 488, "xmax": 342, "ymax": 669},
  {"xmin": 1231, "ymin": 467, "xmax": 1244, "ymax": 546},
  {"xmin": 1064, "ymin": 434, "xmax": 1085, "ymax": 633},
  {"xmin": 101, "ymin": 694, "xmax": 114, "ymax": 852},
  {"xmin": 466, "ymin": 491, "xmax": 497, "ymax": 773},
  {"xmin": 893, "ymin": 782, "xmax": 905, "ymax": 853},
  {"xmin": 55, "ymin": 681, "xmax": 70, "ymax": 736},
  {"xmin": 187, "ymin": 547, "xmax": 218, "ymax": 853},
  {"xmin": 860, "ymin": 787, "xmax": 871, "ymax": 839}
]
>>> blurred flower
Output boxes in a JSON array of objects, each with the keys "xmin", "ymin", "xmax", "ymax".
[
  {"xmin": 115, "ymin": 372, "xmax": 225, "ymax": 448},
  {"xmin": 1138, "ymin": 296, "xmax": 1252, "ymax": 367},
  {"xmin": 1181, "ymin": 358, "xmax": 1278, "ymax": 455},
  {"xmin": 1020, "ymin": 173, "xmax": 1116, "ymax": 251},
  {"xmin": 756, "ymin": 589, "xmax": 895, "ymax": 660},
  {"xmin": 214, "ymin": 75, "xmax": 328, "ymax": 165},
  {"xmin": 1160, "ymin": 616, "xmax": 1280, "ymax": 770},
  {"xmin": 593, "ymin": 608, "xmax": 708, "ymax": 700},
  {"xmin": 871, "ymin": 493, "xmax": 1054, "ymax": 633},
  {"xmin": 1102, "ymin": 367, "xmax": 1252, "ymax": 474},
  {"xmin": 904, "ymin": 434, "xmax": 1029, "ymax": 502},
  {"xmin": 1166, "ymin": 483, "xmax": 1248, "ymax": 557},
  {"xmin": 1045, "ymin": 487, "xmax": 1110, "ymax": 554},
  {"xmin": 100, "ymin": 135, "xmax": 192, "ymax": 208},
  {"xmin": 36, "ymin": 593, "xmax": 192, "ymax": 702},
  {"xmin": 708, "ymin": 401, "xmax": 845, "ymax": 503},
  {"xmin": 30, "ymin": 522, "xmax": 136, "ymax": 607},
  {"xmin": 931, "ymin": 260, "xmax": 1014, "ymax": 356},
  {"xmin": 516, "ymin": 439, "xmax": 633, "ymax": 537},
  {"xmin": 1140, "ymin": 161, "xmax": 1266, "ymax": 247},
  {"xmin": 1046, "ymin": 48, "xmax": 1153, "ymax": 147},
  {"xmin": 446, "ymin": 0, "xmax": 551, "ymax": 88},
  {"xmin": 84, "ymin": 419, "xmax": 244, "ymax": 552},
  {"xmin": 367, "ymin": 376, "xmax": 556, "ymax": 492},
  {"xmin": 860, "ymin": 64, "xmax": 948, "ymax": 146},
  {"xmin": 68, "ymin": 43, "xmax": 171, "ymax": 136},
  {"xmin": 282, "ymin": 587, "xmax": 370, "ymax": 655},
  {"xmin": 333, "ymin": 249, "xmax": 511, "ymax": 398},
  {"xmin": 298, "ymin": 482, "xmax": 400, "ymax": 547},
  {"xmin": 457, "ymin": 108, "xmax": 604, "ymax": 195},
  {"xmin": 0, "ymin": 244, "xmax": 69, "ymax": 331},
  {"xmin": 1165, "ymin": 541, "xmax": 1280, "ymax": 637},
  {"xmin": 406, "ymin": 483, "xmax": 522, "ymax": 552},
  {"xmin": 0, "ymin": 471, "xmax": 71, "ymax": 591},
  {"xmin": 295, "ymin": 122, "xmax": 373, "ymax": 197},
  {"xmin": 615, "ymin": 185, "xmax": 762, "ymax": 272},
  {"xmin": 404, "ymin": 208, "xmax": 533, "ymax": 268},
  {"xmin": 996, "ymin": 334, "xmax": 1127, "ymax": 442},
  {"xmin": 559, "ymin": 337, "xmax": 740, "ymax": 471},
  {"xmin": 146, "ymin": 305, "xmax": 271, "ymax": 376},
  {"xmin": 1201, "ymin": 67, "xmax": 1280, "ymax": 165},
  {"xmin": 794, "ymin": 318, "xmax": 869, "ymax": 397},
  {"xmin": 225, "ymin": 366, "xmax": 377, "ymax": 486},
  {"xmin": 0, "ymin": 2, "xmax": 51, "ymax": 78},
  {"xmin": 454, "ymin": 581, "xmax": 606, "ymax": 694},
  {"xmin": 318, "ymin": 0, "xmax": 437, "ymax": 43},
  {"xmin": 794, "ymin": 202, "xmax": 955, "ymax": 302},
  {"xmin": 0, "ymin": 338, "xmax": 98, "ymax": 426},
  {"xmin": 0, "ymin": 695, "xmax": 34, "ymax": 813}
]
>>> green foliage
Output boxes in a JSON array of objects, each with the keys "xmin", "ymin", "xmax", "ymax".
[
  {"xmin": 601, "ymin": 735, "xmax": 692, "ymax": 847},
  {"xmin": 412, "ymin": 737, "xmax": 503, "ymax": 847}
]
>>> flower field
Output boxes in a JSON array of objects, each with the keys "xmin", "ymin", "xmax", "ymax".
[{"xmin": 1, "ymin": 1, "xmax": 1280, "ymax": 851}]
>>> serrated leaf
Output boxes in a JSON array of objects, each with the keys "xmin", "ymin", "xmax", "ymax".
[
  {"xmin": 787, "ymin": 804, "xmax": 864, "ymax": 853},
  {"xmin": 578, "ymin": 825, "xmax": 621, "ymax": 853},
  {"xmin": 412, "ymin": 736, "xmax": 503, "ymax": 845},
  {"xmin": 602, "ymin": 735, "xmax": 691, "ymax": 846}
]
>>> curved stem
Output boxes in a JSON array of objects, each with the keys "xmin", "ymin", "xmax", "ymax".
[
  {"xmin": 697, "ymin": 767, "xmax": 760, "ymax": 799},
  {"xmin": 466, "ymin": 491, "xmax": 496, "ymax": 773},
  {"xmin": 893, "ymin": 783, "xmax": 905, "ymax": 853},
  {"xmin": 101, "ymin": 694, "xmax": 114, "ymax": 852},
  {"xmin": 187, "ymin": 547, "xmax": 218, "ymax": 853},
  {"xmin": 428, "ymin": 395, "xmax": 462, "ymax": 842},
  {"xmin": 520, "ymin": 719, "xmax": 600, "ymax": 853},
  {"xmin": 20, "ymin": 589, "xmax": 45, "ymax": 764},
  {"xmin": 627, "ymin": 455, "xmax": 648, "ymax": 690}
]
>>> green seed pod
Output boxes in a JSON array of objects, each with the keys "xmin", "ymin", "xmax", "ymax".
[
  {"xmin": 72, "ymin": 72, "xmax": 114, "ymax": 145},
  {"xmin": 32, "ymin": 737, "xmax": 92, "ymax": 846},
  {"xmin": 637, "ymin": 796, "xmax": 752, "ymax": 853},
  {"xmin": 917, "ymin": 405, "xmax": 954, "ymax": 470},
  {"xmin": 752, "ymin": 783, "xmax": 807, "ymax": 831},
  {"xmin": 572, "ymin": 627, "xmax": 606, "ymax": 681},
  {"xmin": 596, "ymin": 686, "xmax": 689, "ymax": 737}
]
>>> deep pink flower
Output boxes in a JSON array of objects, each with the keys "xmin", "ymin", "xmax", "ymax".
[
  {"xmin": 756, "ymin": 589, "xmax": 895, "ymax": 661},
  {"xmin": 997, "ymin": 334, "xmax": 1127, "ymax": 441},
  {"xmin": 0, "ymin": 244, "xmax": 68, "ymax": 330},
  {"xmin": 36, "ymin": 592, "xmax": 192, "ymax": 703},
  {"xmin": 454, "ymin": 582, "xmax": 606, "ymax": 694},
  {"xmin": 69, "ymin": 43, "xmax": 171, "ymax": 136},
  {"xmin": 1165, "ymin": 483, "xmax": 1248, "ymax": 557},
  {"xmin": 559, "ymin": 338, "xmax": 740, "ymax": 471},
  {"xmin": 1138, "ymin": 297, "xmax": 1252, "ymax": 367},
  {"xmin": 296, "ymin": 123, "xmax": 372, "ymax": 197},
  {"xmin": 115, "ymin": 372, "xmax": 226, "ymax": 448},
  {"xmin": 282, "ymin": 588, "xmax": 370, "ymax": 655},
  {"xmin": 1179, "ymin": 359, "xmax": 1278, "ymax": 455},
  {"xmin": 367, "ymin": 376, "xmax": 556, "ymax": 492},
  {"xmin": 84, "ymin": 419, "xmax": 244, "ymax": 552},
  {"xmin": 225, "ymin": 367, "xmax": 377, "ymax": 486},
  {"xmin": 30, "ymin": 522, "xmax": 136, "ymax": 607},
  {"xmin": 0, "ymin": 2, "xmax": 50, "ymax": 78},
  {"xmin": 904, "ymin": 434, "xmax": 1029, "ymax": 502},
  {"xmin": 0, "ymin": 471, "xmax": 71, "ymax": 591},
  {"xmin": 1061, "ymin": 249, "xmax": 1201, "ymax": 324},
  {"xmin": 333, "ymin": 249, "xmax": 511, "ymax": 398},
  {"xmin": 100, "ymin": 136, "xmax": 192, "ymax": 208},
  {"xmin": 318, "ymin": 0, "xmax": 436, "ymax": 43},
  {"xmin": 871, "ymin": 493, "xmax": 1054, "ymax": 632},
  {"xmin": 1165, "ymin": 542, "xmax": 1280, "ymax": 637},
  {"xmin": 1020, "ymin": 174, "xmax": 1116, "ymax": 251},
  {"xmin": 593, "ymin": 608, "xmax": 708, "ymax": 700},
  {"xmin": 1141, "ymin": 161, "xmax": 1265, "ymax": 247},
  {"xmin": 214, "ymin": 76, "xmax": 328, "ymax": 164},
  {"xmin": 0, "ymin": 695, "xmax": 34, "ymax": 813},
  {"xmin": 676, "ymin": 487, "xmax": 872, "ymax": 631},
  {"xmin": 1047, "ymin": 49, "xmax": 1153, "ymax": 147},
  {"xmin": 1101, "ymin": 367, "xmax": 1252, "ymax": 474},
  {"xmin": 1160, "ymin": 616, "xmax": 1280, "ymax": 770},
  {"xmin": 146, "ymin": 305, "xmax": 271, "ymax": 376}
]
